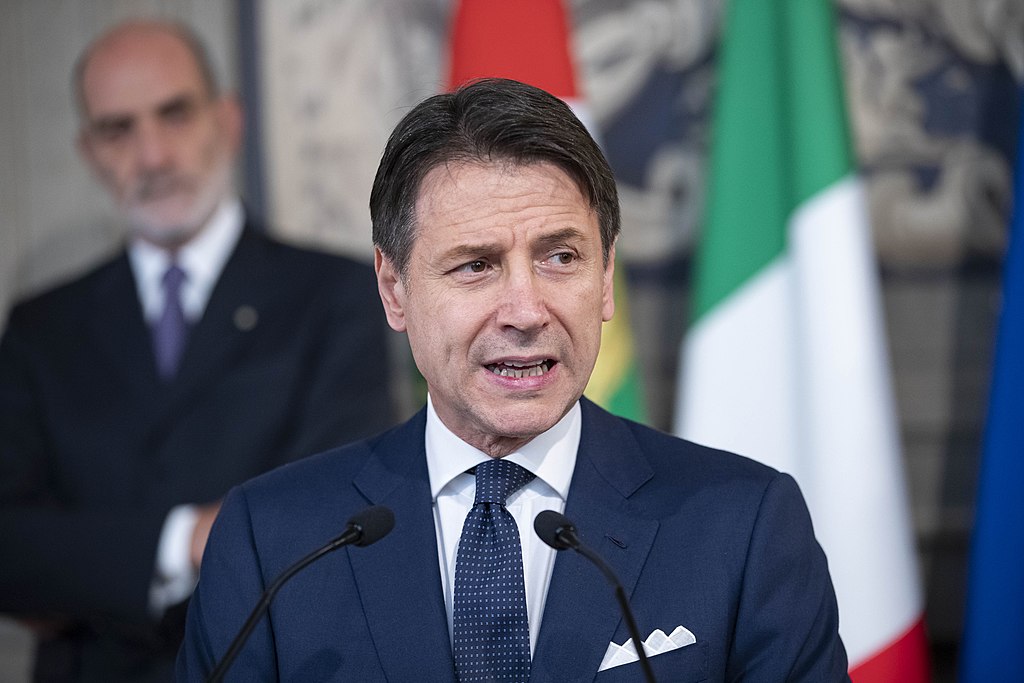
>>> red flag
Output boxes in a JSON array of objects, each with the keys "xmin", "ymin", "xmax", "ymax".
[{"xmin": 447, "ymin": 0, "xmax": 578, "ymax": 98}]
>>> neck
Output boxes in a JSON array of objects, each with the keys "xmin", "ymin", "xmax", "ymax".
[{"xmin": 470, "ymin": 435, "xmax": 534, "ymax": 459}]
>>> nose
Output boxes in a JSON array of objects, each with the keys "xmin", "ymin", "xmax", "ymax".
[
  {"xmin": 495, "ymin": 267, "xmax": 550, "ymax": 333},
  {"xmin": 135, "ymin": 120, "xmax": 173, "ymax": 171}
]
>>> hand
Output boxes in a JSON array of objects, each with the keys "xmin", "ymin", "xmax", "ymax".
[
  {"xmin": 190, "ymin": 502, "xmax": 222, "ymax": 570},
  {"xmin": 17, "ymin": 617, "xmax": 70, "ymax": 638}
]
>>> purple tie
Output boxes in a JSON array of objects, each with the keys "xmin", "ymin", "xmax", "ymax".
[{"xmin": 153, "ymin": 264, "xmax": 188, "ymax": 380}]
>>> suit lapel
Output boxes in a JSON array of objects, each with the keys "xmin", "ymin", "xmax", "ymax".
[
  {"xmin": 348, "ymin": 411, "xmax": 456, "ymax": 681},
  {"xmin": 88, "ymin": 253, "xmax": 162, "ymax": 396},
  {"xmin": 532, "ymin": 400, "xmax": 659, "ymax": 682},
  {"xmin": 166, "ymin": 227, "xmax": 265, "ymax": 403}
]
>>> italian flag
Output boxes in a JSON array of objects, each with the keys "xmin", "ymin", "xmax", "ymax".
[
  {"xmin": 448, "ymin": 0, "xmax": 645, "ymax": 423},
  {"xmin": 674, "ymin": 1, "xmax": 930, "ymax": 679}
]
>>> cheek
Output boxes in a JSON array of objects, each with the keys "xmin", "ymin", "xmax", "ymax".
[
  {"xmin": 189, "ymin": 135, "xmax": 220, "ymax": 172},
  {"xmin": 96, "ymin": 158, "xmax": 135, "ymax": 196},
  {"xmin": 180, "ymin": 122, "xmax": 226, "ymax": 172},
  {"xmin": 417, "ymin": 298, "xmax": 485, "ymax": 365},
  {"xmin": 201, "ymin": 133, "xmax": 225, "ymax": 165},
  {"xmin": 200, "ymin": 118, "xmax": 233, "ymax": 163},
  {"xmin": 404, "ymin": 297, "xmax": 452, "ymax": 360},
  {"xmin": 554, "ymin": 291, "xmax": 607, "ymax": 357}
]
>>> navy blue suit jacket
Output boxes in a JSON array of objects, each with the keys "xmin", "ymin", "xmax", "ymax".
[
  {"xmin": 0, "ymin": 226, "xmax": 394, "ymax": 681},
  {"xmin": 179, "ymin": 398, "xmax": 847, "ymax": 682}
]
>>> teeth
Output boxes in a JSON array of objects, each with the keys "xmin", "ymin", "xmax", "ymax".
[{"xmin": 487, "ymin": 361, "xmax": 552, "ymax": 378}]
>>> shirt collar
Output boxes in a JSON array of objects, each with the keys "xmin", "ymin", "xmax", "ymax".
[
  {"xmin": 424, "ymin": 395, "xmax": 580, "ymax": 503},
  {"xmin": 128, "ymin": 198, "xmax": 244, "ymax": 321},
  {"xmin": 172, "ymin": 197, "xmax": 244, "ymax": 295}
]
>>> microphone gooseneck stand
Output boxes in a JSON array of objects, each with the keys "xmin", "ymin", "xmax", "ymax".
[
  {"xmin": 534, "ymin": 509, "xmax": 657, "ymax": 683},
  {"xmin": 205, "ymin": 505, "xmax": 395, "ymax": 683}
]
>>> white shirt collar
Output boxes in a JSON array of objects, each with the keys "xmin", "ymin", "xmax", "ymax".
[
  {"xmin": 424, "ymin": 394, "xmax": 580, "ymax": 503},
  {"xmin": 128, "ymin": 198, "xmax": 244, "ymax": 322}
]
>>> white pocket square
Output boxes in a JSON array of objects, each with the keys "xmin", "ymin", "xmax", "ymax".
[{"xmin": 598, "ymin": 625, "xmax": 697, "ymax": 671}]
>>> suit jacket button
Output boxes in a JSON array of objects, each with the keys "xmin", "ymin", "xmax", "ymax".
[{"xmin": 234, "ymin": 305, "xmax": 259, "ymax": 331}]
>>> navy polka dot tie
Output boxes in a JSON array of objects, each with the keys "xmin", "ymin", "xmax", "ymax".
[{"xmin": 453, "ymin": 458, "xmax": 535, "ymax": 682}]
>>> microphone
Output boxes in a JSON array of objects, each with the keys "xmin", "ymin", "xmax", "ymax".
[
  {"xmin": 206, "ymin": 505, "xmax": 394, "ymax": 683},
  {"xmin": 534, "ymin": 510, "xmax": 657, "ymax": 683}
]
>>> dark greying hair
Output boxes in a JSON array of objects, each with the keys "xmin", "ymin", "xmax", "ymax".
[
  {"xmin": 73, "ymin": 20, "xmax": 220, "ymax": 119},
  {"xmin": 370, "ymin": 78, "xmax": 620, "ymax": 277}
]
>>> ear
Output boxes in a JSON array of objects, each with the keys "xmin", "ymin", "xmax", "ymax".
[
  {"xmin": 375, "ymin": 248, "xmax": 408, "ymax": 332},
  {"xmin": 601, "ymin": 243, "xmax": 616, "ymax": 323}
]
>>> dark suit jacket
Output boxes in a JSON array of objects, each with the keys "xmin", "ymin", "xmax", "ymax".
[
  {"xmin": 178, "ymin": 398, "xmax": 849, "ymax": 682},
  {"xmin": 0, "ymin": 226, "xmax": 395, "ymax": 682}
]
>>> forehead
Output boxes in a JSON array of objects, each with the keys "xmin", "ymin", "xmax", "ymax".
[
  {"xmin": 80, "ymin": 29, "xmax": 206, "ymax": 119},
  {"xmin": 414, "ymin": 161, "xmax": 594, "ymax": 240}
]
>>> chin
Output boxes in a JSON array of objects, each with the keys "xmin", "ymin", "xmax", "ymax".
[
  {"xmin": 485, "ymin": 402, "xmax": 567, "ymax": 439},
  {"xmin": 128, "ymin": 205, "xmax": 207, "ymax": 247},
  {"xmin": 134, "ymin": 222, "xmax": 203, "ymax": 249}
]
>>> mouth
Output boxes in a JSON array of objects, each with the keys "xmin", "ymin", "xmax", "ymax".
[
  {"xmin": 485, "ymin": 359, "xmax": 555, "ymax": 379},
  {"xmin": 135, "ymin": 175, "xmax": 191, "ymax": 203}
]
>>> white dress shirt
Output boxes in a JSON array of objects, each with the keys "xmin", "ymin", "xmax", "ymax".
[
  {"xmin": 425, "ymin": 395, "xmax": 580, "ymax": 654},
  {"xmin": 128, "ymin": 198, "xmax": 244, "ymax": 615},
  {"xmin": 128, "ymin": 198, "xmax": 243, "ymax": 325}
]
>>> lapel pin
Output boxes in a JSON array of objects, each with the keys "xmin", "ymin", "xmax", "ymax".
[{"xmin": 233, "ymin": 305, "xmax": 259, "ymax": 332}]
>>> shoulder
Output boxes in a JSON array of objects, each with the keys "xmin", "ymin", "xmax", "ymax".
[
  {"xmin": 239, "ymin": 439, "xmax": 374, "ymax": 504},
  {"xmin": 234, "ymin": 412, "xmax": 419, "ymax": 507},
  {"xmin": 4, "ymin": 253, "xmax": 126, "ymax": 334},
  {"xmin": 631, "ymin": 418, "xmax": 778, "ymax": 483},
  {"xmin": 579, "ymin": 400, "xmax": 794, "ymax": 515},
  {"xmin": 230, "ymin": 229, "xmax": 381, "ymax": 322},
  {"xmin": 209, "ymin": 415, "xmax": 421, "ymax": 558},
  {"xmin": 241, "ymin": 229, "xmax": 375, "ymax": 284},
  {"xmin": 584, "ymin": 399, "xmax": 781, "ymax": 484}
]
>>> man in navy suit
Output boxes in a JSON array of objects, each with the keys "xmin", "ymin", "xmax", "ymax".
[
  {"xmin": 0, "ymin": 20, "xmax": 393, "ymax": 682},
  {"xmin": 178, "ymin": 78, "xmax": 849, "ymax": 681}
]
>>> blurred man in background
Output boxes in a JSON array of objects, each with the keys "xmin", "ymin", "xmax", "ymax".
[{"xmin": 0, "ymin": 19, "xmax": 394, "ymax": 682}]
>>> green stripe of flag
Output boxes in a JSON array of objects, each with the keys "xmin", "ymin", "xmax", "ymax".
[{"xmin": 693, "ymin": 0, "xmax": 853, "ymax": 321}]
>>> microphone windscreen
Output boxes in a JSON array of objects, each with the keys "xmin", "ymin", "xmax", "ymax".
[
  {"xmin": 348, "ymin": 505, "xmax": 395, "ymax": 547},
  {"xmin": 534, "ymin": 510, "xmax": 575, "ymax": 550}
]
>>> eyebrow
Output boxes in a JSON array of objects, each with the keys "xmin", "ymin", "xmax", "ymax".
[
  {"xmin": 87, "ymin": 92, "xmax": 200, "ymax": 133},
  {"xmin": 439, "ymin": 242, "xmax": 503, "ymax": 264},
  {"xmin": 88, "ymin": 113, "xmax": 132, "ymax": 135},
  {"xmin": 438, "ymin": 227, "xmax": 589, "ymax": 263},
  {"xmin": 533, "ymin": 227, "xmax": 587, "ymax": 250},
  {"xmin": 156, "ymin": 93, "xmax": 199, "ymax": 117}
]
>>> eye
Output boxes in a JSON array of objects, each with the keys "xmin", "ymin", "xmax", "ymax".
[
  {"xmin": 455, "ymin": 259, "xmax": 489, "ymax": 274},
  {"xmin": 158, "ymin": 97, "xmax": 200, "ymax": 125},
  {"xmin": 91, "ymin": 118, "xmax": 133, "ymax": 143},
  {"xmin": 548, "ymin": 251, "xmax": 576, "ymax": 266}
]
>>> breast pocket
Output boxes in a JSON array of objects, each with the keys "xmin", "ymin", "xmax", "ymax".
[{"xmin": 594, "ymin": 641, "xmax": 708, "ymax": 683}]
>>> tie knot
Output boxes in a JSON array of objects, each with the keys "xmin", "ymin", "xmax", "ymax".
[
  {"xmin": 473, "ymin": 459, "xmax": 535, "ymax": 506},
  {"xmin": 162, "ymin": 264, "xmax": 187, "ymax": 293}
]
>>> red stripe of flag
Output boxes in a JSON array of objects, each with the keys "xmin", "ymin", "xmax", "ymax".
[
  {"xmin": 849, "ymin": 618, "xmax": 930, "ymax": 683},
  {"xmin": 447, "ymin": 0, "xmax": 578, "ymax": 98}
]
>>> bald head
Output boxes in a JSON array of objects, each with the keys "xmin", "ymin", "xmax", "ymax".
[{"xmin": 74, "ymin": 20, "xmax": 219, "ymax": 121}]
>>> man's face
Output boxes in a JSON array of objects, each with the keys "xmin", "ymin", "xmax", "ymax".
[
  {"xmin": 376, "ymin": 161, "xmax": 615, "ymax": 456},
  {"xmin": 77, "ymin": 27, "xmax": 240, "ymax": 248}
]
